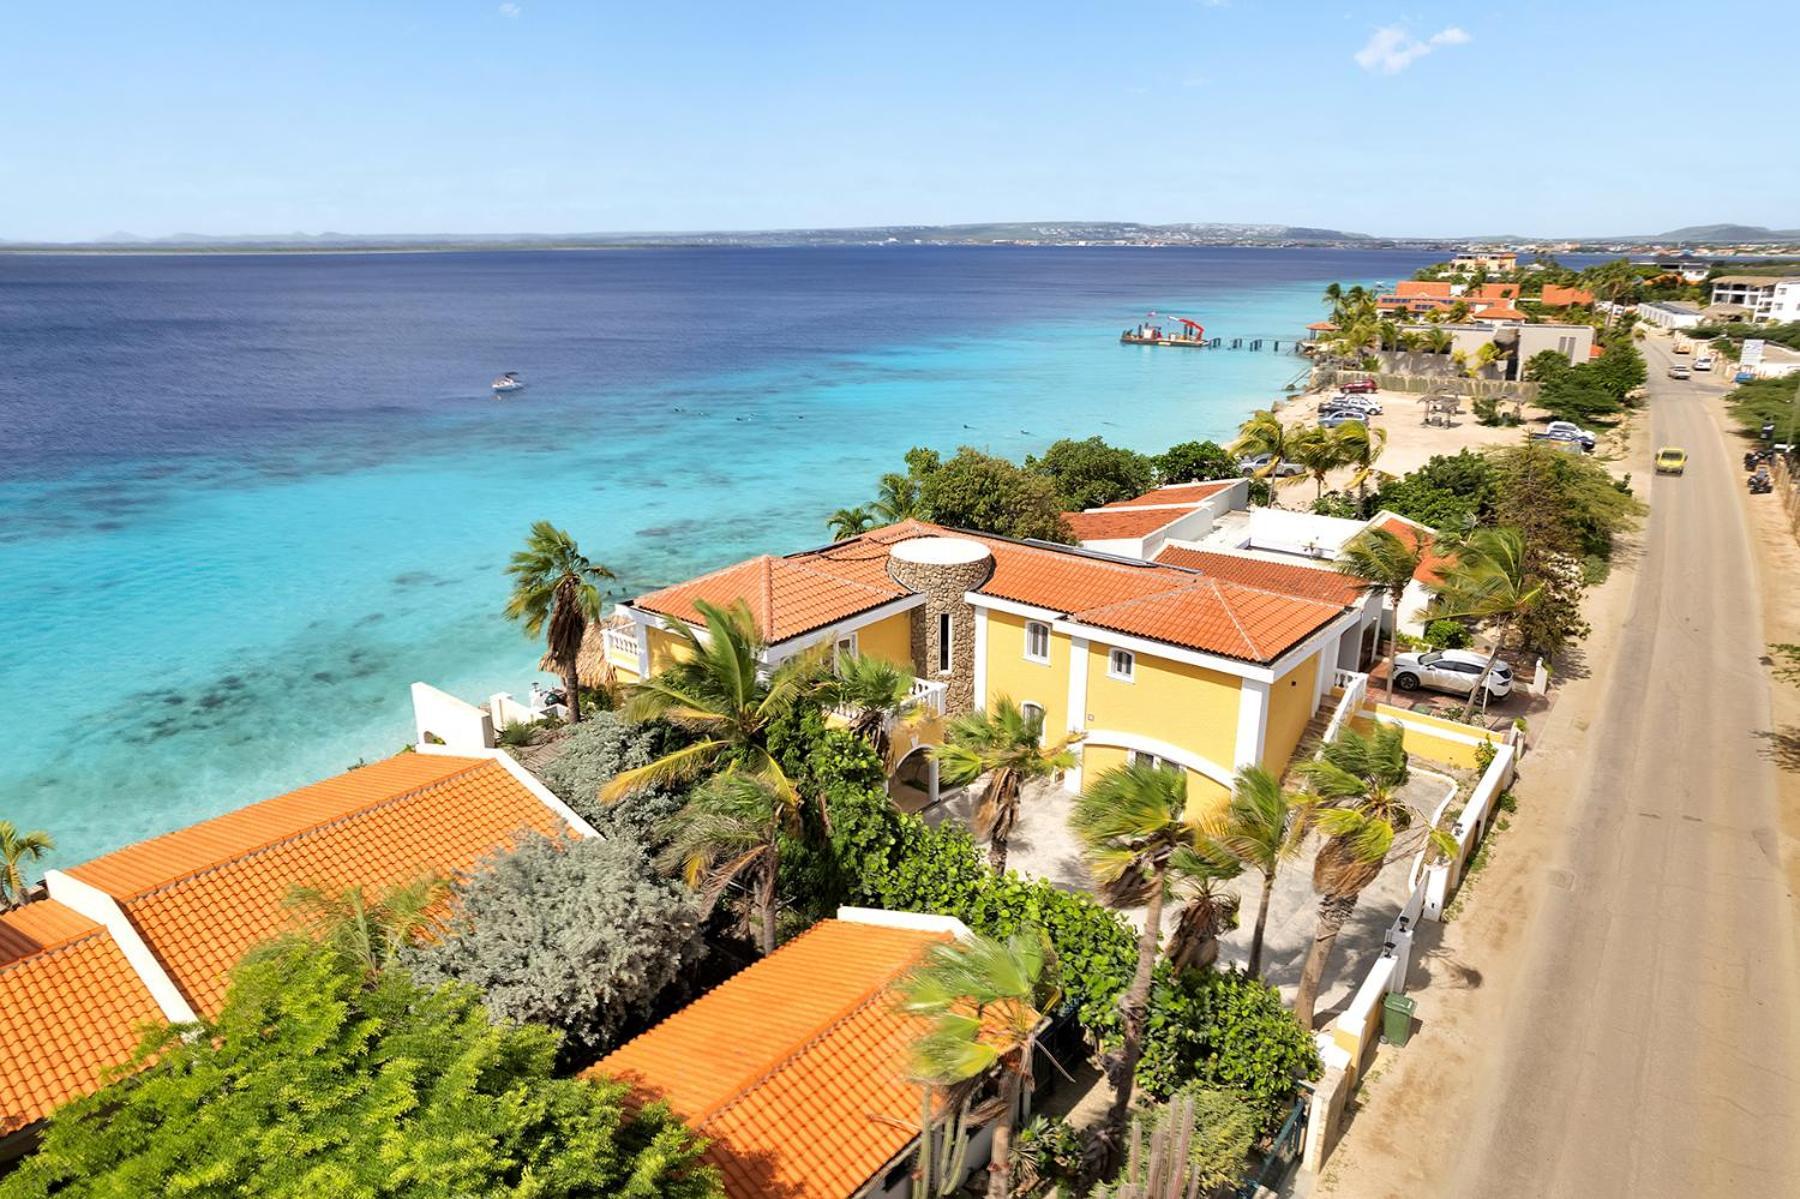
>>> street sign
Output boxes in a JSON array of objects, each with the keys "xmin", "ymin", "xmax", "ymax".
[{"xmin": 1742, "ymin": 339, "xmax": 1766, "ymax": 370}]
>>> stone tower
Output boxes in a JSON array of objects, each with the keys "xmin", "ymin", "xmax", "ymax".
[{"xmin": 885, "ymin": 536, "xmax": 994, "ymax": 716}]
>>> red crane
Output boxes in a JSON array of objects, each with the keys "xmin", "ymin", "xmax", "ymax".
[{"xmin": 1176, "ymin": 318, "xmax": 1205, "ymax": 338}]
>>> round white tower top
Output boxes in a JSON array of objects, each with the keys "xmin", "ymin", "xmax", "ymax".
[{"xmin": 888, "ymin": 536, "xmax": 991, "ymax": 567}]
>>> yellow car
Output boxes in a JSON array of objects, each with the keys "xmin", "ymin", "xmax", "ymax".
[{"xmin": 1655, "ymin": 447, "xmax": 1687, "ymax": 475}]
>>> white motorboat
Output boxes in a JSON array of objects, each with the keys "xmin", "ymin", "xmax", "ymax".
[{"xmin": 491, "ymin": 371, "xmax": 525, "ymax": 394}]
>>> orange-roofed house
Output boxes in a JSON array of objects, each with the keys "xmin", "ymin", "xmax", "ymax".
[
  {"xmin": 1367, "ymin": 512, "xmax": 1457, "ymax": 634},
  {"xmin": 587, "ymin": 910, "xmax": 989, "ymax": 1199},
  {"xmin": 1539, "ymin": 284, "xmax": 1595, "ymax": 308},
  {"xmin": 0, "ymin": 748, "xmax": 594, "ymax": 1156},
  {"xmin": 602, "ymin": 502, "xmax": 1375, "ymax": 814}
]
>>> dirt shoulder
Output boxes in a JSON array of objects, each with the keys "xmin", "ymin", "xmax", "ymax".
[{"xmin": 1306, "ymin": 399, "xmax": 1653, "ymax": 1199}]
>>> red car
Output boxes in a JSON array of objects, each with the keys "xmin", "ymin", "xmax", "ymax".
[{"xmin": 1340, "ymin": 377, "xmax": 1378, "ymax": 394}]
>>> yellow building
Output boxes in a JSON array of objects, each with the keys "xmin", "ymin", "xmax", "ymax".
[{"xmin": 600, "ymin": 514, "xmax": 1376, "ymax": 811}]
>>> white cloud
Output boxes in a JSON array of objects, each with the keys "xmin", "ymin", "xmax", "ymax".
[
  {"xmin": 498, "ymin": 2, "xmax": 522, "ymax": 16},
  {"xmin": 1354, "ymin": 25, "xmax": 1472, "ymax": 74}
]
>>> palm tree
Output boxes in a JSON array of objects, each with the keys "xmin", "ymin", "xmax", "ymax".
[
  {"xmin": 934, "ymin": 697, "xmax": 1080, "ymax": 873},
  {"xmin": 1420, "ymin": 326, "xmax": 1454, "ymax": 355},
  {"xmin": 1336, "ymin": 526, "xmax": 1425, "ymax": 700},
  {"xmin": 872, "ymin": 471, "xmax": 925, "ymax": 523},
  {"xmin": 898, "ymin": 930, "xmax": 1061, "ymax": 1199},
  {"xmin": 811, "ymin": 652, "xmax": 920, "ymax": 764},
  {"xmin": 1070, "ymin": 762, "xmax": 1212, "ymax": 1141},
  {"xmin": 504, "ymin": 521, "xmax": 614, "ymax": 723},
  {"xmin": 0, "ymin": 822, "xmax": 53, "ymax": 910},
  {"xmin": 658, "ymin": 773, "xmax": 798, "ymax": 955},
  {"xmin": 280, "ymin": 875, "xmax": 448, "ymax": 978},
  {"xmin": 1290, "ymin": 723, "xmax": 1455, "ymax": 1028},
  {"xmin": 1161, "ymin": 843, "xmax": 1243, "ymax": 973},
  {"xmin": 1285, "ymin": 425, "xmax": 1348, "ymax": 501},
  {"xmin": 1322, "ymin": 282, "xmax": 1345, "ymax": 321},
  {"xmin": 1426, "ymin": 527, "xmax": 1543, "ymax": 712},
  {"xmin": 827, "ymin": 505, "xmax": 876, "ymax": 541},
  {"xmin": 601, "ymin": 599, "xmax": 812, "ymax": 807},
  {"xmin": 1334, "ymin": 421, "xmax": 1390, "ymax": 504},
  {"xmin": 1229, "ymin": 410, "xmax": 1304, "ymax": 508},
  {"xmin": 1215, "ymin": 767, "xmax": 1310, "ymax": 978}
]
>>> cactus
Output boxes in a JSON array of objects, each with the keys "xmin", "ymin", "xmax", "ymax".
[{"xmin": 911, "ymin": 1082, "xmax": 976, "ymax": 1199}]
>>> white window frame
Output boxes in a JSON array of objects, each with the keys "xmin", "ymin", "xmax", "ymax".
[
  {"xmin": 1107, "ymin": 648, "xmax": 1135, "ymax": 682},
  {"xmin": 1129, "ymin": 749, "xmax": 1180, "ymax": 774},
  {"xmin": 833, "ymin": 631, "xmax": 859, "ymax": 670},
  {"xmin": 1024, "ymin": 621, "xmax": 1051, "ymax": 664},
  {"xmin": 937, "ymin": 613, "xmax": 953, "ymax": 675}
]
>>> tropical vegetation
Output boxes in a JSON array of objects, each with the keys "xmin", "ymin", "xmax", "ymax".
[
  {"xmin": 659, "ymin": 773, "xmax": 799, "ymax": 955},
  {"xmin": 934, "ymin": 696, "xmax": 1080, "ymax": 872},
  {"xmin": 1335, "ymin": 525, "xmax": 1425, "ymax": 701},
  {"xmin": 505, "ymin": 521, "xmax": 615, "ymax": 723},
  {"xmin": 0, "ymin": 820, "xmax": 53, "ymax": 911}
]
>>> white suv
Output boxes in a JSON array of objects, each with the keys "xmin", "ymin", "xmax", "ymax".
[{"xmin": 1391, "ymin": 649, "xmax": 1512, "ymax": 699}]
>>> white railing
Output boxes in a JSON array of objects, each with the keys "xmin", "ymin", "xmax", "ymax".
[
  {"xmin": 603, "ymin": 625, "xmax": 640, "ymax": 665},
  {"xmin": 908, "ymin": 677, "xmax": 948, "ymax": 718},
  {"xmin": 1319, "ymin": 670, "xmax": 1369, "ymax": 749}
]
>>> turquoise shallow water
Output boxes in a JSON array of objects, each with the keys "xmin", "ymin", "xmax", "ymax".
[{"xmin": 0, "ymin": 246, "xmax": 1434, "ymax": 867}]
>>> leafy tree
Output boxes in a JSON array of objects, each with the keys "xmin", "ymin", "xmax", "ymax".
[
  {"xmin": 1070, "ymin": 763, "xmax": 1215, "ymax": 1142},
  {"xmin": 1724, "ymin": 375, "xmax": 1800, "ymax": 440},
  {"xmin": 1426, "ymin": 527, "xmax": 1544, "ymax": 709},
  {"xmin": 1153, "ymin": 439, "xmax": 1239, "ymax": 485},
  {"xmin": 1334, "ymin": 421, "xmax": 1390, "ymax": 500},
  {"xmin": 1284, "ymin": 425, "xmax": 1348, "ymax": 501},
  {"xmin": 1, "ymin": 940, "xmax": 718, "ymax": 1199},
  {"xmin": 400, "ymin": 834, "xmax": 704, "ymax": 1057},
  {"xmin": 1215, "ymin": 767, "xmax": 1310, "ymax": 978},
  {"xmin": 1134, "ymin": 966, "xmax": 1321, "ymax": 1133},
  {"xmin": 1371, "ymin": 450, "xmax": 1495, "ymax": 533},
  {"xmin": 935, "ymin": 696, "xmax": 1080, "ymax": 873},
  {"xmin": 1025, "ymin": 436, "xmax": 1155, "ymax": 510},
  {"xmin": 659, "ymin": 774, "xmax": 799, "ymax": 955},
  {"xmin": 1229, "ymin": 411, "xmax": 1308, "ymax": 508},
  {"xmin": 505, "ymin": 522, "xmax": 615, "ymax": 723},
  {"xmin": 899, "ymin": 930, "xmax": 1061, "ymax": 1199},
  {"xmin": 809, "ymin": 651, "xmax": 919, "ymax": 764},
  {"xmin": 920, "ymin": 447, "xmax": 1073, "ymax": 542},
  {"xmin": 603, "ymin": 600, "xmax": 813, "ymax": 807},
  {"xmin": 1510, "ymin": 548, "xmax": 1592, "ymax": 657},
  {"xmin": 827, "ymin": 505, "xmax": 876, "ymax": 540},
  {"xmin": 0, "ymin": 821, "xmax": 53, "ymax": 910},
  {"xmin": 1336, "ymin": 526, "xmax": 1426, "ymax": 701},
  {"xmin": 1291, "ymin": 723, "xmax": 1454, "ymax": 1030},
  {"xmin": 534, "ymin": 711, "xmax": 693, "ymax": 849}
]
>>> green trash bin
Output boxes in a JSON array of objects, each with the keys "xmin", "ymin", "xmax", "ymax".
[{"xmin": 1382, "ymin": 993, "xmax": 1416, "ymax": 1046}]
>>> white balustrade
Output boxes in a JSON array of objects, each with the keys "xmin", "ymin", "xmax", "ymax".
[{"xmin": 603, "ymin": 625, "xmax": 640, "ymax": 664}]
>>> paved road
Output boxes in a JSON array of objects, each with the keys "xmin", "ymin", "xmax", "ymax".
[{"xmin": 1450, "ymin": 340, "xmax": 1800, "ymax": 1197}]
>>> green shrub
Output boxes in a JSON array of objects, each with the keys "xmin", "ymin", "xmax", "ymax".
[
  {"xmin": 1424, "ymin": 619, "xmax": 1472, "ymax": 649},
  {"xmin": 534, "ymin": 712, "xmax": 691, "ymax": 848},
  {"xmin": 1136, "ymin": 966, "xmax": 1321, "ymax": 1134}
]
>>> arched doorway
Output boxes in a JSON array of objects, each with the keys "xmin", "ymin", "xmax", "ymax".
[{"xmin": 888, "ymin": 747, "xmax": 939, "ymax": 815}]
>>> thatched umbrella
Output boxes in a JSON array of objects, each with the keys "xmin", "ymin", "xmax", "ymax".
[{"xmin": 539, "ymin": 617, "xmax": 622, "ymax": 693}]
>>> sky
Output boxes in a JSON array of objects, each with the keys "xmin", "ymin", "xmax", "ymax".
[{"xmin": 3, "ymin": 0, "xmax": 1796, "ymax": 241}]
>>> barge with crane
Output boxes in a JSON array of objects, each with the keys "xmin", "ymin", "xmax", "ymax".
[{"xmin": 1120, "ymin": 313, "xmax": 1207, "ymax": 347}]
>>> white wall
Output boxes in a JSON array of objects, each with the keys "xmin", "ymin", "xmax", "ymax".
[{"xmin": 410, "ymin": 682, "xmax": 494, "ymax": 753}]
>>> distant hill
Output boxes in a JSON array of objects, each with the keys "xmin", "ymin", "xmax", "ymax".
[
  {"xmin": 1640, "ymin": 224, "xmax": 1800, "ymax": 244},
  {"xmin": 0, "ymin": 221, "xmax": 1383, "ymax": 252}
]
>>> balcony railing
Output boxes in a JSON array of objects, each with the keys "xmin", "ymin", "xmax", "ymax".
[
  {"xmin": 1320, "ymin": 670, "xmax": 1369, "ymax": 749},
  {"xmin": 908, "ymin": 677, "xmax": 948, "ymax": 718},
  {"xmin": 603, "ymin": 625, "xmax": 640, "ymax": 665}
]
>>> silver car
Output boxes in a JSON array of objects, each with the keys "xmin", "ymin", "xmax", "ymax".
[{"xmin": 1391, "ymin": 649, "xmax": 1512, "ymax": 699}]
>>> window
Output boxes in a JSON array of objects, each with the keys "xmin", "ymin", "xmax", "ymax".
[
  {"xmin": 833, "ymin": 631, "xmax": 858, "ymax": 669},
  {"xmin": 1024, "ymin": 621, "xmax": 1051, "ymax": 663},
  {"xmin": 1021, "ymin": 701, "xmax": 1045, "ymax": 730},
  {"xmin": 1108, "ymin": 648, "xmax": 1135, "ymax": 681},
  {"xmin": 1130, "ymin": 750, "xmax": 1180, "ymax": 774},
  {"xmin": 937, "ymin": 613, "xmax": 953, "ymax": 674}
]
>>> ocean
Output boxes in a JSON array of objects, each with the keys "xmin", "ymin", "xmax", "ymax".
[{"xmin": 0, "ymin": 245, "xmax": 1438, "ymax": 867}]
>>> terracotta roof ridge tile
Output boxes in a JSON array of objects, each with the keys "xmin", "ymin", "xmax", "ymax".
[
  {"xmin": 1208, "ymin": 578, "xmax": 1266, "ymax": 658},
  {"xmin": 121, "ymin": 758, "xmax": 496, "ymax": 903}
]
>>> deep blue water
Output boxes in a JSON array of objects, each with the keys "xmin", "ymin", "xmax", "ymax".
[{"xmin": 0, "ymin": 246, "xmax": 1438, "ymax": 866}]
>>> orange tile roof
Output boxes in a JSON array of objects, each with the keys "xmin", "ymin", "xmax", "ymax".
[
  {"xmin": 0, "ymin": 905, "xmax": 164, "ymax": 1135},
  {"xmin": 589, "ymin": 919, "xmax": 950, "ymax": 1199},
  {"xmin": 1072, "ymin": 578, "xmax": 1344, "ymax": 662},
  {"xmin": 1472, "ymin": 305, "xmax": 1529, "ymax": 321},
  {"xmin": 1540, "ymin": 284, "xmax": 1595, "ymax": 307},
  {"xmin": 633, "ymin": 553, "xmax": 906, "ymax": 645},
  {"xmin": 1307, "ymin": 320, "xmax": 1338, "ymax": 332},
  {"xmin": 1376, "ymin": 516, "xmax": 1454, "ymax": 585},
  {"xmin": 1099, "ymin": 481, "xmax": 1234, "ymax": 508},
  {"xmin": 1154, "ymin": 546, "xmax": 1369, "ymax": 606},
  {"xmin": 1064, "ymin": 506, "xmax": 1197, "ymax": 541},
  {"xmin": 91, "ymin": 755, "xmax": 563, "ymax": 1015},
  {"xmin": 1395, "ymin": 280, "xmax": 1454, "ymax": 299}
]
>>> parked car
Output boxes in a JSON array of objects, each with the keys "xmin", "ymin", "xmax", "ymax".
[
  {"xmin": 1329, "ymin": 394, "xmax": 1384, "ymax": 415},
  {"xmin": 1528, "ymin": 432, "xmax": 1585, "ymax": 454},
  {"xmin": 1544, "ymin": 420, "xmax": 1596, "ymax": 450},
  {"xmin": 1340, "ymin": 378, "xmax": 1378, "ymax": 394},
  {"xmin": 1693, "ymin": 357, "xmax": 1714, "ymax": 371},
  {"xmin": 1391, "ymin": 649, "xmax": 1512, "ymax": 699},
  {"xmin": 1318, "ymin": 411, "xmax": 1368, "ymax": 429},
  {"xmin": 1655, "ymin": 447, "xmax": 1688, "ymax": 475},
  {"xmin": 1237, "ymin": 452, "xmax": 1306, "ymax": 478},
  {"xmin": 1668, "ymin": 364, "xmax": 1691, "ymax": 380}
]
